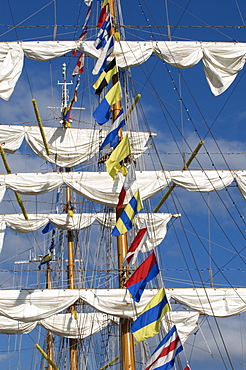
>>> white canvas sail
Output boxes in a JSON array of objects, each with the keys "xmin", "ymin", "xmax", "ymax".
[
  {"xmin": 1, "ymin": 41, "xmax": 246, "ymax": 99},
  {"xmin": 0, "ymin": 288, "xmax": 244, "ymax": 319},
  {"xmin": 0, "ymin": 0, "xmax": 246, "ymax": 369},
  {"xmin": 0, "ymin": 212, "xmax": 177, "ymax": 252},
  {"xmin": 1, "ymin": 170, "xmax": 246, "ymax": 205},
  {"xmin": 0, "ymin": 125, "xmax": 152, "ymax": 166}
]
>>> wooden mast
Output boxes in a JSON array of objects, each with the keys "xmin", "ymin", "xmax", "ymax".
[
  {"xmin": 66, "ymin": 178, "xmax": 78, "ymax": 370},
  {"xmin": 46, "ymin": 263, "xmax": 55, "ymax": 370},
  {"xmin": 108, "ymin": 1, "xmax": 136, "ymax": 369},
  {"xmin": 61, "ymin": 63, "xmax": 78, "ymax": 370}
]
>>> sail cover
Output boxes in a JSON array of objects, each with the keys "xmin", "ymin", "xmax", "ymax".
[
  {"xmin": 0, "ymin": 213, "xmax": 176, "ymax": 253},
  {"xmin": 0, "ymin": 288, "xmax": 245, "ymax": 320},
  {"xmin": 0, "ymin": 311, "xmax": 198, "ymax": 344},
  {"xmin": 0, "ymin": 312, "xmax": 118, "ymax": 337},
  {"xmin": 1, "ymin": 40, "xmax": 246, "ymax": 100},
  {"xmin": 1, "ymin": 170, "xmax": 246, "ymax": 205},
  {"xmin": 0, "ymin": 171, "xmax": 171, "ymax": 205},
  {"xmin": 0, "ymin": 126, "xmax": 151, "ymax": 167}
]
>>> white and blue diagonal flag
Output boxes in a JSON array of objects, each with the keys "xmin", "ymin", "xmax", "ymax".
[
  {"xmin": 94, "ymin": 13, "xmax": 111, "ymax": 50},
  {"xmin": 92, "ymin": 34, "xmax": 115, "ymax": 75},
  {"xmin": 100, "ymin": 108, "xmax": 125, "ymax": 150}
]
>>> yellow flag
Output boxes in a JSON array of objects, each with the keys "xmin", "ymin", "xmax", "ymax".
[
  {"xmin": 121, "ymin": 165, "xmax": 128, "ymax": 177},
  {"xmin": 105, "ymin": 134, "xmax": 131, "ymax": 180}
]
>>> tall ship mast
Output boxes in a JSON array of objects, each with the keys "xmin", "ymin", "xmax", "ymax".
[{"xmin": 0, "ymin": 1, "xmax": 246, "ymax": 369}]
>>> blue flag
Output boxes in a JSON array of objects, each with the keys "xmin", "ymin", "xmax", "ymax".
[
  {"xmin": 92, "ymin": 35, "xmax": 115, "ymax": 75},
  {"xmin": 100, "ymin": 109, "xmax": 125, "ymax": 149},
  {"xmin": 130, "ymin": 287, "xmax": 170, "ymax": 342},
  {"xmin": 145, "ymin": 325, "xmax": 183, "ymax": 370},
  {"xmin": 112, "ymin": 189, "xmax": 142, "ymax": 236},
  {"xmin": 125, "ymin": 252, "xmax": 159, "ymax": 302}
]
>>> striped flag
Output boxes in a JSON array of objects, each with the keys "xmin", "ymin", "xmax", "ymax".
[
  {"xmin": 122, "ymin": 221, "xmax": 148, "ymax": 265},
  {"xmin": 92, "ymin": 34, "xmax": 115, "ymax": 75},
  {"xmin": 94, "ymin": 13, "xmax": 111, "ymax": 50},
  {"xmin": 79, "ymin": 4, "xmax": 92, "ymax": 39},
  {"xmin": 130, "ymin": 287, "xmax": 170, "ymax": 342},
  {"xmin": 97, "ymin": 0, "xmax": 109, "ymax": 27},
  {"xmin": 93, "ymin": 80, "xmax": 121, "ymax": 125},
  {"xmin": 72, "ymin": 4, "xmax": 92, "ymax": 76},
  {"xmin": 116, "ymin": 163, "xmax": 136, "ymax": 209},
  {"xmin": 72, "ymin": 54, "xmax": 84, "ymax": 76},
  {"xmin": 125, "ymin": 252, "xmax": 159, "ymax": 302},
  {"xmin": 112, "ymin": 189, "xmax": 142, "ymax": 236},
  {"xmin": 38, "ymin": 253, "xmax": 52, "ymax": 270},
  {"xmin": 93, "ymin": 58, "xmax": 118, "ymax": 95},
  {"xmin": 62, "ymin": 79, "xmax": 80, "ymax": 125},
  {"xmin": 145, "ymin": 325, "xmax": 183, "ymax": 370},
  {"xmin": 99, "ymin": 108, "xmax": 125, "ymax": 150}
]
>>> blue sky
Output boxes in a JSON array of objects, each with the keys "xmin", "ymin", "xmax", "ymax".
[{"xmin": 0, "ymin": 0, "xmax": 246, "ymax": 369}]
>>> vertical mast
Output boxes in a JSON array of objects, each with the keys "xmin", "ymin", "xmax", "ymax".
[
  {"xmin": 60, "ymin": 63, "xmax": 78, "ymax": 370},
  {"xmin": 66, "ymin": 177, "xmax": 78, "ymax": 370},
  {"xmin": 108, "ymin": 1, "xmax": 136, "ymax": 369},
  {"xmin": 46, "ymin": 264, "xmax": 54, "ymax": 370}
]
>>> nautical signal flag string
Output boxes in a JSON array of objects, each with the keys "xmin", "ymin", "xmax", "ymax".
[
  {"xmin": 93, "ymin": 80, "xmax": 121, "ymax": 125},
  {"xmin": 112, "ymin": 189, "xmax": 143, "ymax": 236},
  {"xmin": 122, "ymin": 220, "xmax": 149, "ymax": 266},
  {"xmin": 38, "ymin": 253, "xmax": 52, "ymax": 269},
  {"xmin": 116, "ymin": 163, "xmax": 136, "ymax": 209},
  {"xmin": 145, "ymin": 325, "xmax": 183, "ymax": 370},
  {"xmin": 62, "ymin": 79, "xmax": 80, "ymax": 126},
  {"xmin": 99, "ymin": 108, "xmax": 125, "ymax": 150},
  {"xmin": 93, "ymin": 58, "xmax": 118, "ymax": 95},
  {"xmin": 125, "ymin": 252, "xmax": 159, "ymax": 302},
  {"xmin": 72, "ymin": 4, "xmax": 92, "ymax": 76},
  {"xmin": 92, "ymin": 34, "xmax": 115, "ymax": 75},
  {"xmin": 39, "ymin": 229, "xmax": 56, "ymax": 270},
  {"xmin": 97, "ymin": 0, "xmax": 109, "ymax": 27},
  {"xmin": 130, "ymin": 287, "xmax": 171, "ymax": 342},
  {"xmin": 94, "ymin": 13, "xmax": 111, "ymax": 50},
  {"xmin": 105, "ymin": 134, "xmax": 131, "ymax": 180}
]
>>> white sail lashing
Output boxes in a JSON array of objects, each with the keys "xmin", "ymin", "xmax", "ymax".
[
  {"xmin": 1, "ymin": 40, "xmax": 246, "ymax": 100},
  {"xmin": 0, "ymin": 213, "xmax": 177, "ymax": 253},
  {"xmin": 0, "ymin": 125, "xmax": 152, "ymax": 167},
  {"xmin": 0, "ymin": 171, "xmax": 170, "ymax": 205},
  {"xmin": 1, "ymin": 170, "xmax": 246, "ymax": 205},
  {"xmin": 0, "ymin": 312, "xmax": 118, "ymax": 337},
  {"xmin": 0, "ymin": 287, "xmax": 245, "ymax": 320},
  {"xmin": 0, "ymin": 311, "xmax": 198, "ymax": 344}
]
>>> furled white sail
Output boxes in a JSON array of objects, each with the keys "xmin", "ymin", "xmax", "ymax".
[
  {"xmin": 40, "ymin": 313, "xmax": 119, "ymax": 339},
  {"xmin": 1, "ymin": 40, "xmax": 246, "ymax": 100},
  {"xmin": 0, "ymin": 126, "xmax": 151, "ymax": 167},
  {"xmin": 0, "ymin": 171, "xmax": 170, "ymax": 205},
  {"xmin": 0, "ymin": 289, "xmax": 159, "ymax": 321},
  {"xmin": 0, "ymin": 288, "xmax": 245, "ymax": 321},
  {"xmin": 1, "ymin": 170, "xmax": 246, "ymax": 206},
  {"xmin": 96, "ymin": 212, "xmax": 180, "ymax": 251},
  {"xmin": 162, "ymin": 311, "xmax": 199, "ymax": 343},
  {"xmin": 0, "ymin": 311, "xmax": 198, "ymax": 343},
  {"xmin": 0, "ymin": 312, "xmax": 118, "ymax": 337},
  {"xmin": 168, "ymin": 287, "xmax": 246, "ymax": 317},
  {"xmin": 0, "ymin": 213, "xmax": 176, "ymax": 252}
]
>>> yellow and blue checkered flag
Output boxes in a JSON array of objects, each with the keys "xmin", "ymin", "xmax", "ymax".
[{"xmin": 112, "ymin": 189, "xmax": 142, "ymax": 236}]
